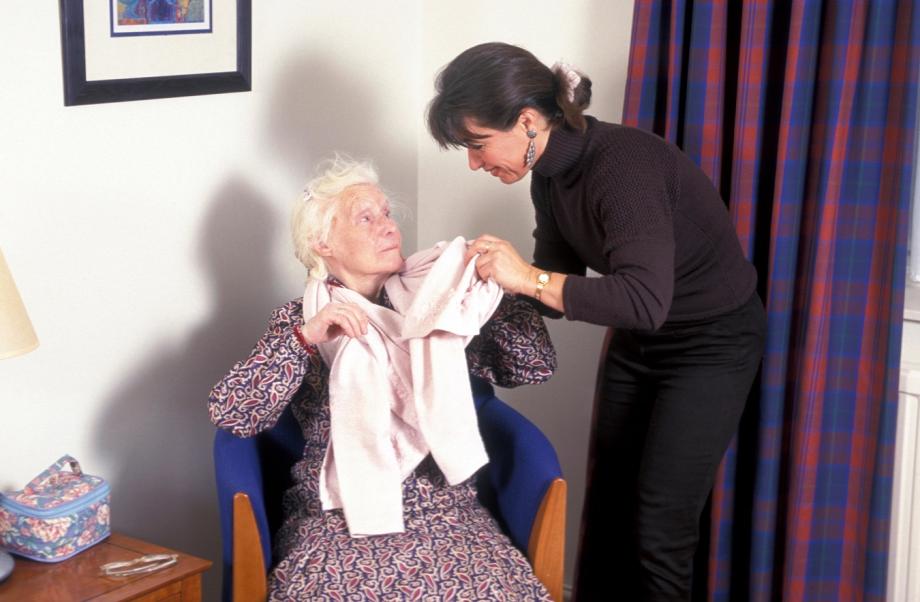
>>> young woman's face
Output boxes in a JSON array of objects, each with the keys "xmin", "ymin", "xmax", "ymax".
[
  {"xmin": 323, "ymin": 184, "xmax": 403, "ymax": 284},
  {"xmin": 462, "ymin": 118, "xmax": 534, "ymax": 185}
]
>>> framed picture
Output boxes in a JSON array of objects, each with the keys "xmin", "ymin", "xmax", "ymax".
[{"xmin": 59, "ymin": 0, "xmax": 251, "ymax": 106}]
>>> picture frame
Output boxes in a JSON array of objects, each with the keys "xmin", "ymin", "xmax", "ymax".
[{"xmin": 59, "ymin": 0, "xmax": 251, "ymax": 106}]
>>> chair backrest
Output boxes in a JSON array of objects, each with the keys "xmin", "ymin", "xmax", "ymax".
[
  {"xmin": 213, "ymin": 376, "xmax": 564, "ymax": 599},
  {"xmin": 471, "ymin": 378, "xmax": 563, "ymax": 553}
]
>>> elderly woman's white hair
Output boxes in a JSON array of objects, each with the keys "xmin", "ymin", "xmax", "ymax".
[{"xmin": 291, "ymin": 155, "xmax": 380, "ymax": 280}]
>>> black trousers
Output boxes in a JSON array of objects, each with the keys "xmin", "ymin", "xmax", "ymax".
[{"xmin": 574, "ymin": 293, "xmax": 766, "ymax": 602}]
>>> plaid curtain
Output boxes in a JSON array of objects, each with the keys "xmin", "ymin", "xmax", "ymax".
[{"xmin": 622, "ymin": 1, "xmax": 920, "ymax": 600}]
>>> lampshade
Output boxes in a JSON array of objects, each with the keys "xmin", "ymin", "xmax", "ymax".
[{"xmin": 0, "ymin": 248, "xmax": 38, "ymax": 360}]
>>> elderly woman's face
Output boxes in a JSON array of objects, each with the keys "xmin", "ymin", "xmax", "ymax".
[{"xmin": 323, "ymin": 184, "xmax": 403, "ymax": 284}]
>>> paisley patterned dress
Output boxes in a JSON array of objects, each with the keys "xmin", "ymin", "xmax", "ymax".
[{"xmin": 208, "ymin": 293, "xmax": 556, "ymax": 601}]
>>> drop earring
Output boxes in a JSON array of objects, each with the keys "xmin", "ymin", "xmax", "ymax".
[{"xmin": 525, "ymin": 129, "xmax": 538, "ymax": 167}]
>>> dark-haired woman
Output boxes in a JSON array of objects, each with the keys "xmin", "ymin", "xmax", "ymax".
[{"xmin": 427, "ymin": 42, "xmax": 766, "ymax": 602}]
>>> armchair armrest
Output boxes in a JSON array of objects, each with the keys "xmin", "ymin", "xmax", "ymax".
[
  {"xmin": 213, "ymin": 430, "xmax": 271, "ymax": 600},
  {"xmin": 473, "ymin": 380, "xmax": 566, "ymax": 600},
  {"xmin": 475, "ymin": 384, "xmax": 563, "ymax": 551}
]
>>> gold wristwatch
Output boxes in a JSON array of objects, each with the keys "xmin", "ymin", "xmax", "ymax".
[{"xmin": 535, "ymin": 271, "xmax": 550, "ymax": 301}]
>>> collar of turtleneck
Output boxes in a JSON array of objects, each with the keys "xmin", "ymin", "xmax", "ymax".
[{"xmin": 532, "ymin": 116, "xmax": 596, "ymax": 178}]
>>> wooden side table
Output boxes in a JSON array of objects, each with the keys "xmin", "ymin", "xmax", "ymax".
[{"xmin": 0, "ymin": 532, "xmax": 211, "ymax": 601}]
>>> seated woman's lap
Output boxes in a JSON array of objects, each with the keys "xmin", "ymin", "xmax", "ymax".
[{"xmin": 268, "ymin": 458, "xmax": 550, "ymax": 601}]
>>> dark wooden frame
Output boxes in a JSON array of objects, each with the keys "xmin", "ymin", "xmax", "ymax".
[{"xmin": 59, "ymin": 0, "xmax": 251, "ymax": 106}]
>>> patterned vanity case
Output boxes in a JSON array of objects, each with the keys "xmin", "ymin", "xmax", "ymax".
[{"xmin": 0, "ymin": 455, "xmax": 111, "ymax": 562}]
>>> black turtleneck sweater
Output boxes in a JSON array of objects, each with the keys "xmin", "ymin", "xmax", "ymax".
[{"xmin": 530, "ymin": 116, "xmax": 757, "ymax": 331}]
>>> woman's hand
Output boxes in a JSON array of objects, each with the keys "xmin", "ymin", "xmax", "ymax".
[
  {"xmin": 302, "ymin": 302, "xmax": 369, "ymax": 344},
  {"xmin": 464, "ymin": 235, "xmax": 536, "ymax": 295}
]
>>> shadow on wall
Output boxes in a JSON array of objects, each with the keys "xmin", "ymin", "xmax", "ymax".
[
  {"xmin": 91, "ymin": 178, "xmax": 284, "ymax": 600},
  {"xmin": 264, "ymin": 49, "xmax": 416, "ymax": 246}
]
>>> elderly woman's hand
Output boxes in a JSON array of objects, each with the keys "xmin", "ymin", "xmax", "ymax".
[
  {"xmin": 464, "ymin": 235, "xmax": 536, "ymax": 295},
  {"xmin": 302, "ymin": 302, "xmax": 369, "ymax": 344}
]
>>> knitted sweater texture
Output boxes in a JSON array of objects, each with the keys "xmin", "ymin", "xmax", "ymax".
[{"xmin": 531, "ymin": 117, "xmax": 757, "ymax": 330}]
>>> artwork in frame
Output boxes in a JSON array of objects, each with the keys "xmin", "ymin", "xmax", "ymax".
[
  {"xmin": 59, "ymin": 0, "xmax": 250, "ymax": 106},
  {"xmin": 111, "ymin": 0, "xmax": 213, "ymax": 37}
]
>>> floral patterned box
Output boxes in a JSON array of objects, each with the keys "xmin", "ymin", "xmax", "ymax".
[{"xmin": 0, "ymin": 455, "xmax": 110, "ymax": 562}]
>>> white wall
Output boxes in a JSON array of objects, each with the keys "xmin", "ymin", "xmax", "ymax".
[
  {"xmin": 1, "ymin": 1, "xmax": 631, "ymax": 598},
  {"xmin": 419, "ymin": 1, "xmax": 635, "ymax": 589},
  {"xmin": 0, "ymin": 3, "xmax": 419, "ymax": 599}
]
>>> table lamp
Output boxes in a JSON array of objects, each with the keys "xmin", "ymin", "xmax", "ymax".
[
  {"xmin": 0, "ymin": 247, "xmax": 39, "ymax": 582},
  {"xmin": 0, "ymin": 249, "xmax": 37, "ymax": 359}
]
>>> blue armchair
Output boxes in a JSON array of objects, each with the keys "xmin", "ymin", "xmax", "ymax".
[{"xmin": 213, "ymin": 377, "xmax": 566, "ymax": 601}]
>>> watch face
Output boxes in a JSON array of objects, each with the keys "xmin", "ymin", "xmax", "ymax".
[{"xmin": 537, "ymin": 273, "xmax": 550, "ymax": 285}]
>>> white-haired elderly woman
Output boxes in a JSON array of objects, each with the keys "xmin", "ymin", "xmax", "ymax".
[{"xmin": 208, "ymin": 156, "xmax": 557, "ymax": 600}]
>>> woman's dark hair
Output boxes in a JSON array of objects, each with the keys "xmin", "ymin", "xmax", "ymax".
[{"xmin": 427, "ymin": 42, "xmax": 592, "ymax": 149}]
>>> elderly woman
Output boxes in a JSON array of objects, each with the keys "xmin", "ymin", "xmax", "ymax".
[{"xmin": 208, "ymin": 156, "xmax": 557, "ymax": 600}]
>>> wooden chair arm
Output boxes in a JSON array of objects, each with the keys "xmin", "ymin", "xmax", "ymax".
[
  {"xmin": 528, "ymin": 478, "xmax": 567, "ymax": 602},
  {"xmin": 233, "ymin": 493, "xmax": 268, "ymax": 602}
]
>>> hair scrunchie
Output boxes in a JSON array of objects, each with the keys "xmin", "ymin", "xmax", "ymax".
[{"xmin": 552, "ymin": 61, "xmax": 582, "ymax": 103}]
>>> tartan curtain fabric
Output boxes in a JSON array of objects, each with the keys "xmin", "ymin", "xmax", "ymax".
[{"xmin": 622, "ymin": 1, "xmax": 920, "ymax": 600}]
